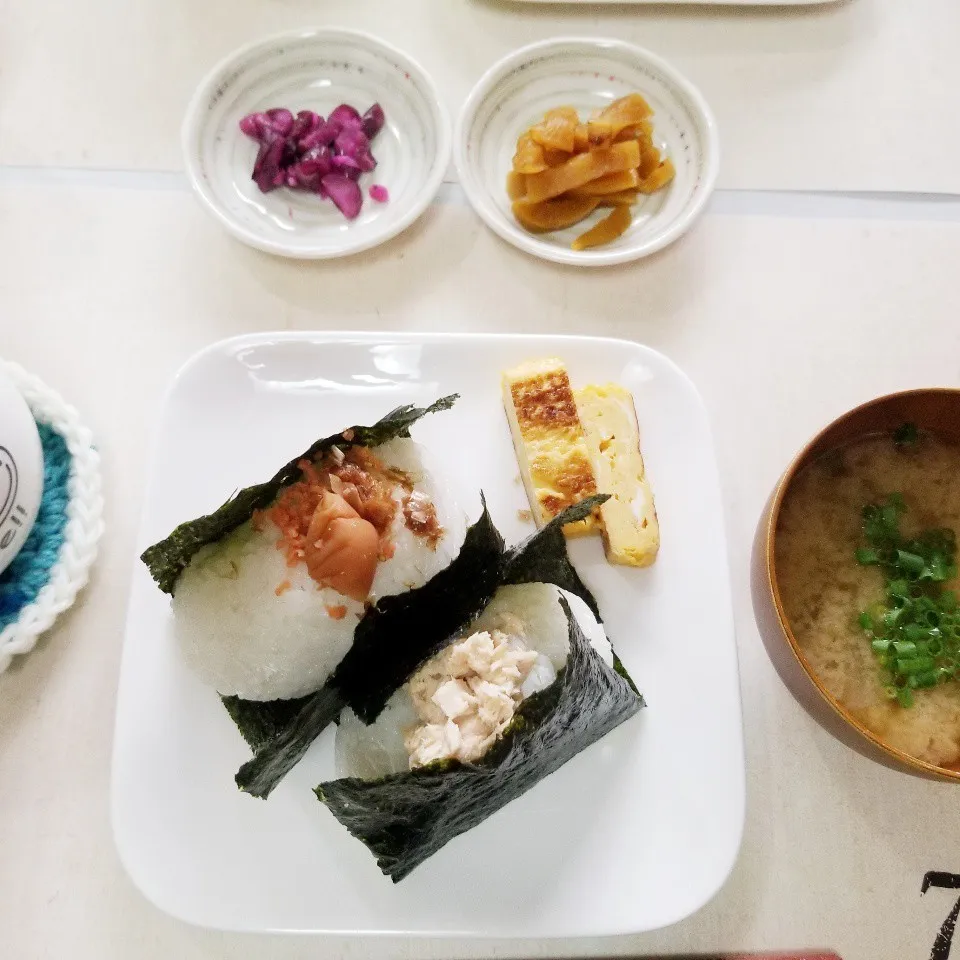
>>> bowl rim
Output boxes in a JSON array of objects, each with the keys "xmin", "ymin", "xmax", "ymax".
[
  {"xmin": 765, "ymin": 386, "xmax": 960, "ymax": 782},
  {"xmin": 181, "ymin": 27, "xmax": 452, "ymax": 260},
  {"xmin": 453, "ymin": 35, "xmax": 720, "ymax": 268}
]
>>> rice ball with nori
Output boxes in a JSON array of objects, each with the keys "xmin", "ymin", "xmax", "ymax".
[
  {"xmin": 335, "ymin": 582, "xmax": 613, "ymax": 779},
  {"xmin": 172, "ymin": 438, "xmax": 464, "ymax": 701}
]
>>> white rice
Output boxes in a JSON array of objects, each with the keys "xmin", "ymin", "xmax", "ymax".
[
  {"xmin": 334, "ymin": 583, "xmax": 612, "ymax": 779},
  {"xmin": 171, "ymin": 439, "xmax": 465, "ymax": 701},
  {"xmin": 469, "ymin": 583, "xmax": 612, "ymax": 671},
  {"xmin": 369, "ymin": 439, "xmax": 465, "ymax": 600}
]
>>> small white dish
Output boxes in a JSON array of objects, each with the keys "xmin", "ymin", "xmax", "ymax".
[
  {"xmin": 0, "ymin": 367, "xmax": 43, "ymax": 576},
  {"xmin": 182, "ymin": 29, "xmax": 451, "ymax": 259},
  {"xmin": 113, "ymin": 331, "xmax": 744, "ymax": 937},
  {"xmin": 455, "ymin": 38, "xmax": 719, "ymax": 267}
]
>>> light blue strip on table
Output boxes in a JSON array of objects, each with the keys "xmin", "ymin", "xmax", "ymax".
[{"xmin": 1, "ymin": 163, "xmax": 960, "ymax": 222}]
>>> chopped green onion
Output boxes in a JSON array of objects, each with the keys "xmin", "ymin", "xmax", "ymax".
[
  {"xmin": 896, "ymin": 550, "xmax": 927, "ymax": 577},
  {"xmin": 856, "ymin": 491, "xmax": 959, "ymax": 708},
  {"xmin": 883, "ymin": 607, "xmax": 905, "ymax": 628},
  {"xmin": 896, "ymin": 687, "xmax": 915, "ymax": 708},
  {"xmin": 888, "ymin": 579, "xmax": 912, "ymax": 600},
  {"xmin": 895, "ymin": 657, "xmax": 936, "ymax": 675},
  {"xmin": 893, "ymin": 423, "xmax": 919, "ymax": 448}
]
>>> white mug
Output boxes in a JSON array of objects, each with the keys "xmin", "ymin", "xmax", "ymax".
[{"xmin": 0, "ymin": 370, "xmax": 44, "ymax": 576}]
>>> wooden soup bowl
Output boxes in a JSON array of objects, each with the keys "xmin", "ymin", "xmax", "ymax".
[{"xmin": 752, "ymin": 388, "xmax": 960, "ymax": 783}]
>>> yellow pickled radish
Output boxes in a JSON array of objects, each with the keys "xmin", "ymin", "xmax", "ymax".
[{"xmin": 571, "ymin": 205, "xmax": 632, "ymax": 251}]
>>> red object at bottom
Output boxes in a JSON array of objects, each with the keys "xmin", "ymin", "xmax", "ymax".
[{"xmin": 726, "ymin": 953, "xmax": 841, "ymax": 960}]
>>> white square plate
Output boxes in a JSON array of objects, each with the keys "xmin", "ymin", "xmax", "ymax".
[{"xmin": 113, "ymin": 331, "xmax": 744, "ymax": 937}]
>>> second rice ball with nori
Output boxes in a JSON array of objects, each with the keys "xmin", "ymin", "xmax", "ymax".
[{"xmin": 335, "ymin": 583, "xmax": 613, "ymax": 779}]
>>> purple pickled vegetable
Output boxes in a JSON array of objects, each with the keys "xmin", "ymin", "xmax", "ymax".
[
  {"xmin": 289, "ymin": 117, "xmax": 308, "ymax": 143},
  {"xmin": 290, "ymin": 110, "xmax": 318, "ymax": 142},
  {"xmin": 287, "ymin": 161, "xmax": 322, "ymax": 191},
  {"xmin": 331, "ymin": 154, "xmax": 361, "ymax": 171},
  {"xmin": 264, "ymin": 108, "xmax": 294, "ymax": 137},
  {"xmin": 361, "ymin": 104, "xmax": 385, "ymax": 140},
  {"xmin": 241, "ymin": 101, "xmax": 387, "ymax": 219},
  {"xmin": 299, "ymin": 118, "xmax": 341, "ymax": 152},
  {"xmin": 328, "ymin": 104, "xmax": 362, "ymax": 128},
  {"xmin": 280, "ymin": 137, "xmax": 299, "ymax": 167},
  {"xmin": 239, "ymin": 113, "xmax": 266, "ymax": 139},
  {"xmin": 297, "ymin": 130, "xmax": 325, "ymax": 153},
  {"xmin": 252, "ymin": 136, "xmax": 286, "ymax": 192},
  {"xmin": 251, "ymin": 139, "xmax": 267, "ymax": 179},
  {"xmin": 299, "ymin": 145, "xmax": 332, "ymax": 178},
  {"xmin": 321, "ymin": 174, "xmax": 363, "ymax": 219},
  {"xmin": 317, "ymin": 118, "xmax": 342, "ymax": 144},
  {"xmin": 334, "ymin": 125, "xmax": 369, "ymax": 157},
  {"xmin": 287, "ymin": 146, "xmax": 332, "ymax": 191},
  {"xmin": 333, "ymin": 125, "xmax": 376, "ymax": 172}
]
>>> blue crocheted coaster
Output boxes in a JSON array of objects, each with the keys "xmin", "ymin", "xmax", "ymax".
[{"xmin": 0, "ymin": 423, "xmax": 71, "ymax": 628}]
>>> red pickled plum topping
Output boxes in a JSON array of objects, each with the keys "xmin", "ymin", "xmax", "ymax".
[{"xmin": 369, "ymin": 185, "xmax": 389, "ymax": 203}]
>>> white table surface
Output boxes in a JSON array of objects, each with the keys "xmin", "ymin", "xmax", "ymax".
[
  {"xmin": 1, "ymin": 171, "xmax": 960, "ymax": 960},
  {"xmin": 3, "ymin": 0, "xmax": 960, "ymax": 193}
]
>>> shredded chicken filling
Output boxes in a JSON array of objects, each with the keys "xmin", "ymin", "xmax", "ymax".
[{"xmin": 404, "ymin": 629, "xmax": 539, "ymax": 768}]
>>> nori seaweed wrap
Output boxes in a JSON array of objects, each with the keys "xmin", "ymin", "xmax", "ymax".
[
  {"xmin": 313, "ymin": 502, "xmax": 645, "ymax": 881},
  {"xmin": 141, "ymin": 396, "xmax": 459, "ymax": 595},
  {"xmin": 232, "ymin": 496, "xmax": 626, "ymax": 800},
  {"xmin": 317, "ymin": 592, "xmax": 643, "ymax": 882},
  {"xmin": 140, "ymin": 396, "xmax": 470, "ymax": 740}
]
